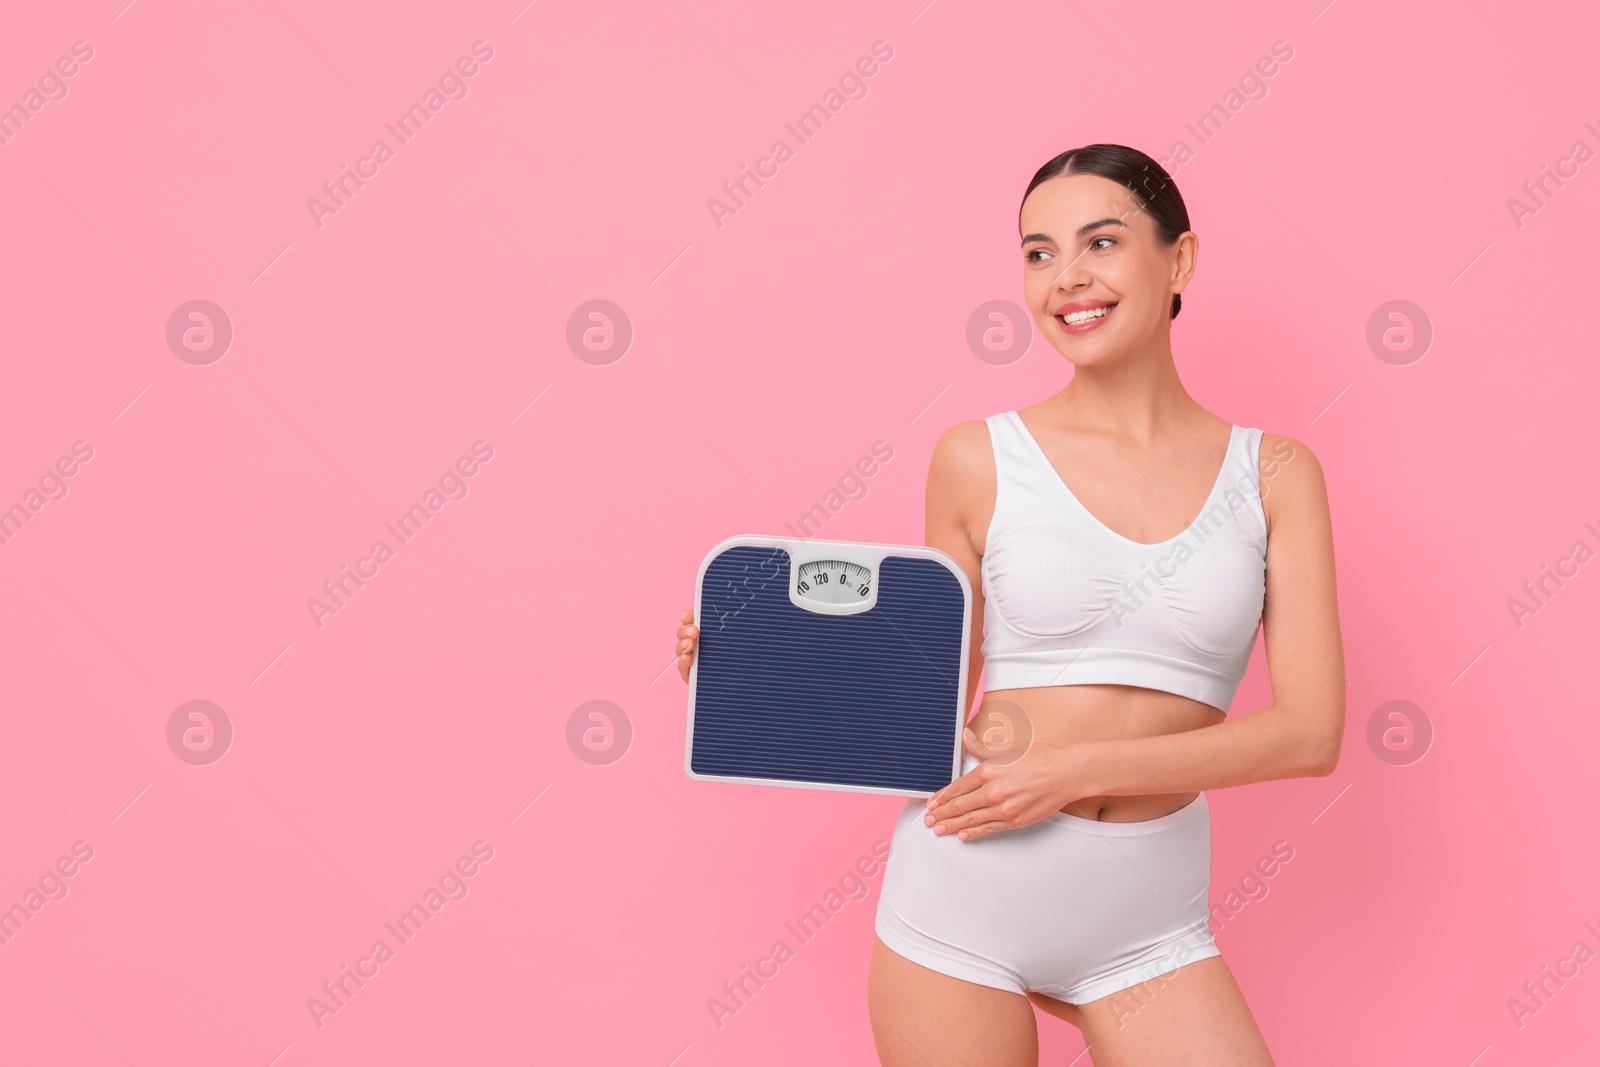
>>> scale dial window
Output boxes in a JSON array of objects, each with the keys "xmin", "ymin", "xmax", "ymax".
[{"xmin": 795, "ymin": 559, "xmax": 873, "ymax": 605}]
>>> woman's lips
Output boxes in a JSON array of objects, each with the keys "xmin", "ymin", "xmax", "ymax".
[{"xmin": 1056, "ymin": 302, "xmax": 1118, "ymax": 335}]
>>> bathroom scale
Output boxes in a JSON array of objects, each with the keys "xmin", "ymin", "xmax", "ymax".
[{"xmin": 685, "ymin": 534, "xmax": 972, "ymax": 798}]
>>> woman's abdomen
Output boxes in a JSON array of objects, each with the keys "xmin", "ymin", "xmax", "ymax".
[{"xmin": 970, "ymin": 682, "xmax": 1224, "ymax": 823}]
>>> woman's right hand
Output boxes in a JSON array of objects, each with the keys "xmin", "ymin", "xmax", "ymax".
[{"xmin": 675, "ymin": 607, "xmax": 699, "ymax": 683}]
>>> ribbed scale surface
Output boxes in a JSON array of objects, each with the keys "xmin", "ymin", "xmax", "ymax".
[{"xmin": 690, "ymin": 545, "xmax": 965, "ymax": 792}]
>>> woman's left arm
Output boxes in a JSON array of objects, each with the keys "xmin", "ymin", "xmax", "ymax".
[
  {"xmin": 1084, "ymin": 432, "xmax": 1346, "ymax": 796},
  {"xmin": 924, "ymin": 434, "xmax": 1346, "ymax": 838}
]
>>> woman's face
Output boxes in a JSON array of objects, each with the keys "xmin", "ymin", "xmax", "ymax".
[{"xmin": 1018, "ymin": 173, "xmax": 1195, "ymax": 367}]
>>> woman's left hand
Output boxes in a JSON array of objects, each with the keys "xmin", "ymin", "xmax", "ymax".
[{"xmin": 922, "ymin": 726, "xmax": 1099, "ymax": 841}]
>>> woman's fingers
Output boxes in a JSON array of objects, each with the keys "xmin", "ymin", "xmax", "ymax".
[
  {"xmin": 925, "ymin": 768, "xmax": 1018, "ymax": 835},
  {"xmin": 676, "ymin": 606, "xmax": 698, "ymax": 683},
  {"xmin": 925, "ymin": 779, "xmax": 991, "ymax": 828},
  {"xmin": 925, "ymin": 759, "xmax": 991, "ymax": 816},
  {"xmin": 676, "ymin": 608, "xmax": 699, "ymax": 640},
  {"xmin": 927, "ymin": 798, "xmax": 1012, "ymax": 839}
]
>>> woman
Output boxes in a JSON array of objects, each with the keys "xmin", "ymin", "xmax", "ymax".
[{"xmin": 674, "ymin": 143, "xmax": 1344, "ymax": 1066}]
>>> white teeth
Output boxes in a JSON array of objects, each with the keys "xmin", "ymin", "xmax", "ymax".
[{"xmin": 1061, "ymin": 304, "xmax": 1114, "ymax": 325}]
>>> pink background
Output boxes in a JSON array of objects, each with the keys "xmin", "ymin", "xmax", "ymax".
[{"xmin": 2, "ymin": 0, "xmax": 1598, "ymax": 1063}]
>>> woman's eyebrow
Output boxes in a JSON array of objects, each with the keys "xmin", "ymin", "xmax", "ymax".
[{"xmin": 1020, "ymin": 217, "xmax": 1130, "ymax": 247}]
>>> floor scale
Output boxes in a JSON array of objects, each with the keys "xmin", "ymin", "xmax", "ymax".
[{"xmin": 685, "ymin": 535, "xmax": 972, "ymax": 798}]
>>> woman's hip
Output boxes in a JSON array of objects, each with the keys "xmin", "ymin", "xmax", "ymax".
[{"xmin": 876, "ymin": 792, "xmax": 1214, "ymax": 957}]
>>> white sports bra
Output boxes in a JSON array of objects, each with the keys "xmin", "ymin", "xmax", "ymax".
[{"xmin": 979, "ymin": 410, "xmax": 1268, "ymax": 711}]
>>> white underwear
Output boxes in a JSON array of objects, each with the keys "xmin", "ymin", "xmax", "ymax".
[{"xmin": 873, "ymin": 751, "xmax": 1221, "ymax": 1005}]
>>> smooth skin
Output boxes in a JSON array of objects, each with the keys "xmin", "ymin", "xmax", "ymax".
[{"xmin": 676, "ymin": 171, "xmax": 1344, "ymax": 1065}]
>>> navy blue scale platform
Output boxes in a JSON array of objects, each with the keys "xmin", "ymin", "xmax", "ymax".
[{"xmin": 685, "ymin": 536, "xmax": 972, "ymax": 798}]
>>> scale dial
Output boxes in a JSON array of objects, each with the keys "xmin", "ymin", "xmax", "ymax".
[{"xmin": 795, "ymin": 559, "xmax": 873, "ymax": 605}]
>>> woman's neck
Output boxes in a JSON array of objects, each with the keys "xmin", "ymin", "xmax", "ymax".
[{"xmin": 1048, "ymin": 340, "xmax": 1200, "ymax": 443}]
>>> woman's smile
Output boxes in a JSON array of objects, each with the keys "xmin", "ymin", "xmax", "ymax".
[{"xmin": 1054, "ymin": 298, "xmax": 1119, "ymax": 335}]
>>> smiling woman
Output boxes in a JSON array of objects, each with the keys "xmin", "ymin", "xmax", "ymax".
[{"xmin": 673, "ymin": 142, "xmax": 1344, "ymax": 1067}]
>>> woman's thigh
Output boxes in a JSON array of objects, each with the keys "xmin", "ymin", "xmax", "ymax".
[
  {"xmin": 867, "ymin": 936, "xmax": 1039, "ymax": 1067},
  {"xmin": 1073, "ymin": 954, "xmax": 1274, "ymax": 1067}
]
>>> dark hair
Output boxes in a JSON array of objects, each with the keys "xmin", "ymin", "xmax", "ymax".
[{"xmin": 1020, "ymin": 144, "xmax": 1192, "ymax": 321}]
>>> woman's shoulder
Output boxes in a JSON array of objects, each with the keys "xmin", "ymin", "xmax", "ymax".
[
  {"xmin": 926, "ymin": 418, "xmax": 1001, "ymax": 544},
  {"xmin": 1253, "ymin": 428, "xmax": 1329, "ymax": 529},
  {"xmin": 929, "ymin": 417, "xmax": 999, "ymax": 481}
]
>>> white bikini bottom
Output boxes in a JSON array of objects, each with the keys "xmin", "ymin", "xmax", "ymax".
[{"xmin": 874, "ymin": 752, "xmax": 1221, "ymax": 1005}]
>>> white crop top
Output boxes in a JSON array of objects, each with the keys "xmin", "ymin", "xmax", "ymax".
[{"xmin": 979, "ymin": 410, "xmax": 1268, "ymax": 711}]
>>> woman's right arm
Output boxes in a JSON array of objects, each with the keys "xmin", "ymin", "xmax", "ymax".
[{"xmin": 925, "ymin": 420, "xmax": 993, "ymax": 721}]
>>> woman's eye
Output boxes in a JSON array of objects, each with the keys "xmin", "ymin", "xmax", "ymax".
[
  {"xmin": 1090, "ymin": 236, "xmax": 1117, "ymax": 251},
  {"xmin": 1025, "ymin": 248, "xmax": 1052, "ymax": 263}
]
